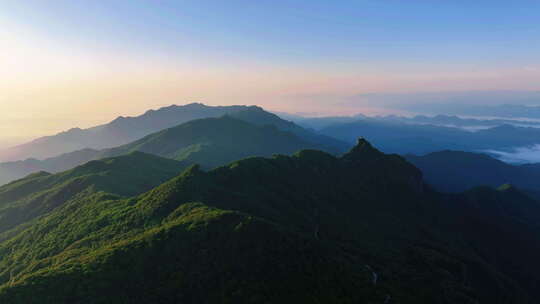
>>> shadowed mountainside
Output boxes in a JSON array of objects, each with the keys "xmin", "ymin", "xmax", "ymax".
[
  {"xmin": 406, "ymin": 150, "xmax": 540, "ymax": 194},
  {"xmin": 0, "ymin": 139, "xmax": 538, "ymax": 303}
]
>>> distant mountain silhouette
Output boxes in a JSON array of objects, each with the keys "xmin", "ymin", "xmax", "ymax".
[
  {"xmin": 415, "ymin": 103, "xmax": 540, "ymax": 119},
  {"xmin": 286, "ymin": 114, "xmax": 366, "ymax": 130},
  {"xmin": 375, "ymin": 114, "xmax": 540, "ymax": 129},
  {"xmin": 406, "ymin": 150, "xmax": 540, "ymax": 195},
  {"xmin": 290, "ymin": 113, "xmax": 540, "ymax": 132},
  {"xmin": 0, "ymin": 103, "xmax": 346, "ymax": 162},
  {"xmin": 0, "ymin": 116, "xmax": 336, "ymax": 185},
  {"xmin": 0, "ymin": 149, "xmax": 101, "ymax": 187},
  {"xmin": 320, "ymin": 118, "xmax": 540, "ymax": 155}
]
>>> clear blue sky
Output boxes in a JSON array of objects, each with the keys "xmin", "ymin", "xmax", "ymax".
[
  {"xmin": 3, "ymin": 0, "xmax": 540, "ymax": 65},
  {"xmin": 1, "ymin": 1, "xmax": 539, "ymax": 139}
]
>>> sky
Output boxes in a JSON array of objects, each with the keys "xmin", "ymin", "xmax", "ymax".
[{"xmin": 1, "ymin": 0, "xmax": 540, "ymax": 143}]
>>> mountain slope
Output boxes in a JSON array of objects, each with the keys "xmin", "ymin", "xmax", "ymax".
[
  {"xmin": 445, "ymin": 185, "xmax": 540, "ymax": 299},
  {"xmin": 101, "ymin": 116, "xmax": 333, "ymax": 169},
  {"xmin": 0, "ymin": 149, "xmax": 101, "ymax": 187},
  {"xmin": 0, "ymin": 116, "xmax": 333, "ymax": 186},
  {"xmin": 0, "ymin": 110, "xmax": 348, "ymax": 185},
  {"xmin": 0, "ymin": 103, "xmax": 252, "ymax": 162},
  {"xmin": 0, "ymin": 103, "xmax": 347, "ymax": 163},
  {"xmin": 0, "ymin": 152, "xmax": 184, "ymax": 235},
  {"xmin": 405, "ymin": 150, "xmax": 540, "ymax": 193},
  {"xmin": 0, "ymin": 139, "xmax": 538, "ymax": 303},
  {"xmin": 228, "ymin": 107, "xmax": 349, "ymax": 152}
]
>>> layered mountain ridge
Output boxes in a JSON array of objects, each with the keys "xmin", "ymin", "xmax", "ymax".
[
  {"xmin": 0, "ymin": 108, "xmax": 347, "ymax": 186},
  {"xmin": 0, "ymin": 103, "xmax": 346, "ymax": 163},
  {"xmin": 319, "ymin": 118, "xmax": 540, "ymax": 155},
  {"xmin": 406, "ymin": 150, "xmax": 540, "ymax": 195},
  {"xmin": 0, "ymin": 139, "xmax": 538, "ymax": 303},
  {"xmin": 0, "ymin": 103, "xmax": 249, "ymax": 162}
]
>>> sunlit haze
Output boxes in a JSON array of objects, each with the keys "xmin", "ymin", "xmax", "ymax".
[{"xmin": 2, "ymin": 1, "xmax": 540, "ymax": 140}]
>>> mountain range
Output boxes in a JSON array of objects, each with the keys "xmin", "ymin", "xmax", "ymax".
[
  {"xmin": 0, "ymin": 106, "xmax": 348, "ymax": 186},
  {"xmin": 405, "ymin": 102, "xmax": 540, "ymax": 119},
  {"xmin": 0, "ymin": 103, "xmax": 346, "ymax": 163},
  {"xmin": 377, "ymin": 114, "xmax": 540, "ymax": 130},
  {"xmin": 0, "ymin": 103, "xmax": 243, "ymax": 162},
  {"xmin": 289, "ymin": 113, "xmax": 540, "ymax": 132},
  {"xmin": 406, "ymin": 150, "xmax": 540, "ymax": 197},
  {"xmin": 319, "ymin": 119, "xmax": 540, "ymax": 156},
  {"xmin": 0, "ymin": 139, "xmax": 538, "ymax": 303}
]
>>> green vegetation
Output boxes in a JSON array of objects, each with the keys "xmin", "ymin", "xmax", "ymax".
[
  {"xmin": 0, "ymin": 152, "xmax": 184, "ymax": 235},
  {"xmin": 0, "ymin": 103, "xmax": 261, "ymax": 163},
  {"xmin": 0, "ymin": 139, "xmax": 538, "ymax": 303},
  {"xmin": 101, "ymin": 116, "xmax": 331, "ymax": 169},
  {"xmin": 0, "ymin": 114, "xmax": 344, "ymax": 186}
]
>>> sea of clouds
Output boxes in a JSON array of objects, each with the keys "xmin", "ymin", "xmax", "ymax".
[{"xmin": 485, "ymin": 145, "xmax": 540, "ymax": 164}]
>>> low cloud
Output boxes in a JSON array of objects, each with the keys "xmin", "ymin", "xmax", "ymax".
[{"xmin": 485, "ymin": 145, "xmax": 540, "ymax": 164}]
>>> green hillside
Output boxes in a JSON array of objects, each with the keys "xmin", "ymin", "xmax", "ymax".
[
  {"xmin": 0, "ymin": 103, "xmax": 258, "ymax": 162},
  {"xmin": 0, "ymin": 152, "xmax": 184, "ymax": 235},
  {"xmin": 0, "ymin": 114, "xmax": 343, "ymax": 186},
  {"xmin": 101, "ymin": 116, "xmax": 328, "ymax": 169},
  {"xmin": 0, "ymin": 139, "xmax": 538, "ymax": 303},
  {"xmin": 227, "ymin": 107, "xmax": 349, "ymax": 153}
]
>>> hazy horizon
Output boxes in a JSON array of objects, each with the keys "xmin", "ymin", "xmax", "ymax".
[{"xmin": 2, "ymin": 1, "xmax": 540, "ymax": 141}]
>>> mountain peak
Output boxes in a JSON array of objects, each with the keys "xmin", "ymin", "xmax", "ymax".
[
  {"xmin": 110, "ymin": 116, "xmax": 128, "ymax": 124},
  {"xmin": 356, "ymin": 137, "xmax": 372, "ymax": 148},
  {"xmin": 341, "ymin": 137, "xmax": 383, "ymax": 161},
  {"xmin": 183, "ymin": 102, "xmax": 207, "ymax": 108}
]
